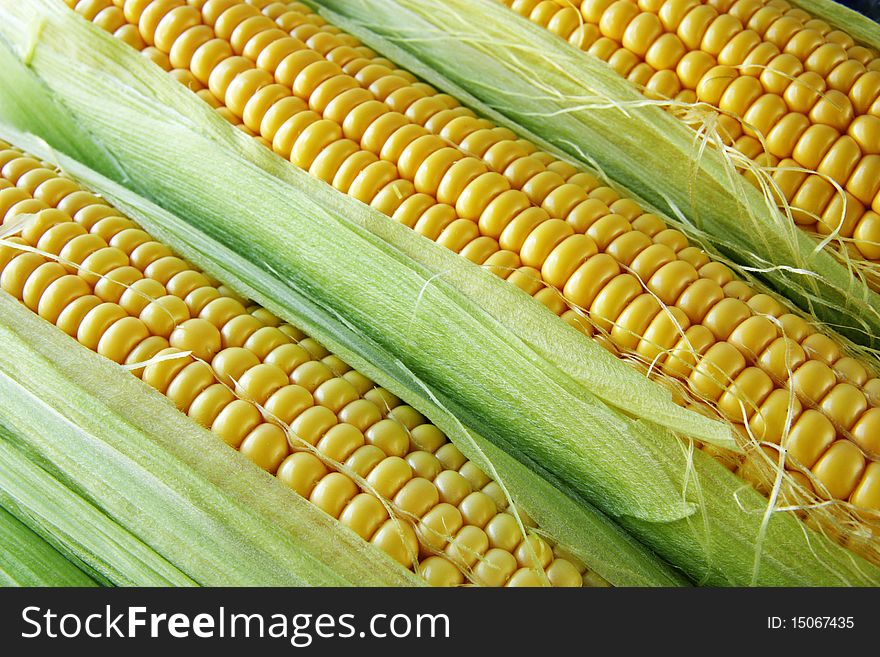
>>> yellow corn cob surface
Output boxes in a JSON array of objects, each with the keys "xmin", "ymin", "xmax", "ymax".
[
  {"xmin": 0, "ymin": 138, "xmax": 603, "ymax": 588},
  {"xmin": 65, "ymin": 0, "xmax": 880, "ymax": 527},
  {"xmin": 500, "ymin": 0, "xmax": 880, "ymax": 270}
]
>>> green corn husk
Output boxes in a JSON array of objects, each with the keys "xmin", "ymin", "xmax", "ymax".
[
  {"xmin": 312, "ymin": 0, "xmax": 880, "ymax": 351},
  {"xmin": 0, "ymin": 0, "xmax": 878, "ymax": 586},
  {"xmin": 0, "ymin": 504, "xmax": 97, "ymax": 587},
  {"xmin": 0, "ymin": 433, "xmax": 191, "ymax": 587}
]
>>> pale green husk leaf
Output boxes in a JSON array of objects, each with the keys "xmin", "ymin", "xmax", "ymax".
[
  {"xmin": 0, "ymin": 504, "xmax": 98, "ymax": 587},
  {"xmin": 0, "ymin": 434, "xmax": 192, "ymax": 587}
]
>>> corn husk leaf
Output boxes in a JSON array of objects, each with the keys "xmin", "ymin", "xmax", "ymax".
[
  {"xmin": 312, "ymin": 0, "xmax": 880, "ymax": 351},
  {"xmin": 0, "ymin": 504, "xmax": 98, "ymax": 587},
  {"xmin": 0, "ymin": 433, "xmax": 190, "ymax": 587},
  {"xmin": 1, "ymin": 0, "xmax": 878, "ymax": 585}
]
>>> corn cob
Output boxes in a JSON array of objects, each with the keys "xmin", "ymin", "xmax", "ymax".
[
  {"xmin": 499, "ymin": 0, "xmax": 880, "ymax": 270},
  {"xmin": 63, "ymin": 0, "xmax": 880, "ymax": 527},
  {"xmin": 0, "ymin": 138, "xmax": 602, "ymax": 587}
]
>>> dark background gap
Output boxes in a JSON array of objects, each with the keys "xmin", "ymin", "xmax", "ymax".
[{"xmin": 838, "ymin": 0, "xmax": 880, "ymax": 21}]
